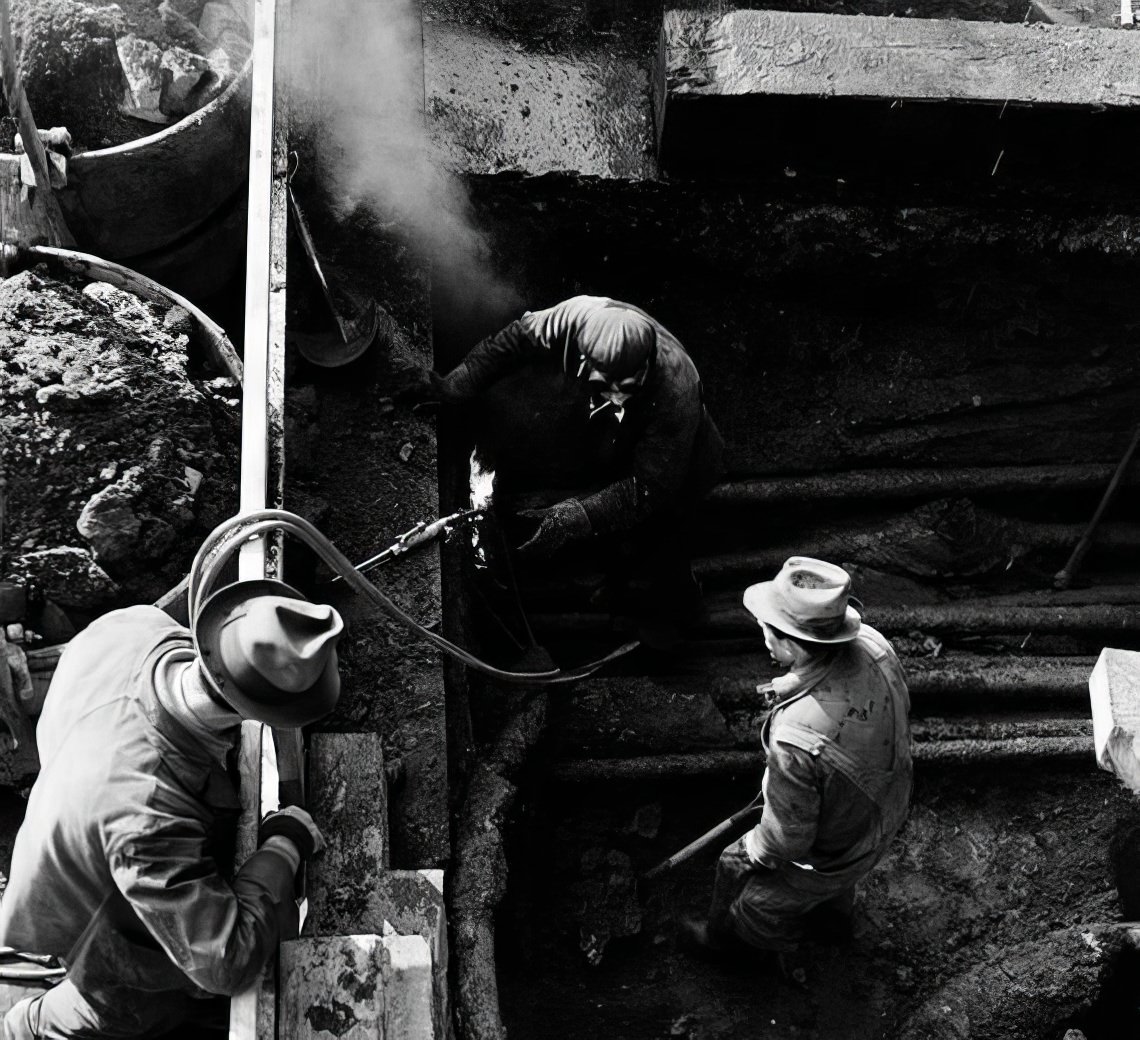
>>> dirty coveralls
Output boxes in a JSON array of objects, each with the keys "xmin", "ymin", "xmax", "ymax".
[
  {"xmin": 709, "ymin": 625, "xmax": 912, "ymax": 951},
  {"xmin": 440, "ymin": 294, "xmax": 725, "ymax": 534},
  {"xmin": 0, "ymin": 606, "xmax": 300, "ymax": 1038}
]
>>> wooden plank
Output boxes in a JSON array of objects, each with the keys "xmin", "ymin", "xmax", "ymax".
[{"xmin": 662, "ymin": 10, "xmax": 1140, "ymax": 109}]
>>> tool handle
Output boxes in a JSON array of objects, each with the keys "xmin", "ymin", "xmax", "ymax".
[
  {"xmin": 642, "ymin": 800, "xmax": 764, "ymax": 882},
  {"xmin": 1055, "ymin": 423, "xmax": 1140, "ymax": 589}
]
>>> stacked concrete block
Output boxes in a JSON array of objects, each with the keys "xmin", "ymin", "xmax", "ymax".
[
  {"xmin": 280, "ymin": 933, "xmax": 433, "ymax": 1040},
  {"xmin": 1089, "ymin": 647, "xmax": 1140, "ymax": 790},
  {"xmin": 300, "ymin": 732, "xmax": 449, "ymax": 1039}
]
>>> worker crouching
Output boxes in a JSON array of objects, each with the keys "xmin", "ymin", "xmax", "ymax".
[
  {"xmin": 684, "ymin": 558, "xmax": 912, "ymax": 969},
  {"xmin": 406, "ymin": 295, "xmax": 725, "ymax": 632},
  {"xmin": 0, "ymin": 579, "xmax": 344, "ymax": 1039}
]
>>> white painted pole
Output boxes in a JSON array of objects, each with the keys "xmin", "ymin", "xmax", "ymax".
[
  {"xmin": 231, "ymin": 3, "xmax": 280, "ymax": 1037},
  {"xmin": 238, "ymin": 0, "xmax": 277, "ymax": 582}
]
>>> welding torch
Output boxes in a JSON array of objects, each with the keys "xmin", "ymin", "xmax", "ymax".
[{"xmin": 330, "ymin": 506, "xmax": 483, "ymax": 583}]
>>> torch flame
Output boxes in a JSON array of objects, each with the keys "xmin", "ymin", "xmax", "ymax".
[{"xmin": 469, "ymin": 450, "xmax": 496, "ymax": 511}]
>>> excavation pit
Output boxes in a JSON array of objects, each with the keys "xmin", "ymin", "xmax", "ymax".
[{"xmin": 496, "ymin": 762, "xmax": 1140, "ymax": 1040}]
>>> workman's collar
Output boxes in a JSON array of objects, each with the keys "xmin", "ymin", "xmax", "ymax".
[{"xmin": 152, "ymin": 647, "xmax": 242, "ymax": 766}]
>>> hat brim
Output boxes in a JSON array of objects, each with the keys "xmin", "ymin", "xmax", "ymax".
[
  {"xmin": 742, "ymin": 581, "xmax": 862, "ymax": 644},
  {"xmin": 194, "ymin": 579, "xmax": 340, "ymax": 728}
]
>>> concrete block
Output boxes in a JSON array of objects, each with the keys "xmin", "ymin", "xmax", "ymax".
[
  {"xmin": 1090, "ymin": 648, "xmax": 1140, "ymax": 790},
  {"xmin": 305, "ymin": 732, "xmax": 389, "ymax": 935},
  {"xmin": 116, "ymin": 34, "xmax": 168, "ymax": 125},
  {"xmin": 660, "ymin": 10, "xmax": 1140, "ymax": 110},
  {"xmin": 280, "ymin": 934, "xmax": 432, "ymax": 1040},
  {"xmin": 352, "ymin": 870, "xmax": 449, "ymax": 1040}
]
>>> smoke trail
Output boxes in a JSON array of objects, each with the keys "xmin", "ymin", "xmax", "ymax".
[{"xmin": 286, "ymin": 0, "xmax": 520, "ymax": 323}]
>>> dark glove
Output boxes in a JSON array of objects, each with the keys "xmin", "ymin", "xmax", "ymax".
[
  {"xmin": 516, "ymin": 498, "xmax": 592, "ymax": 557},
  {"xmin": 391, "ymin": 365, "xmax": 447, "ymax": 405},
  {"xmin": 258, "ymin": 806, "xmax": 326, "ymax": 860}
]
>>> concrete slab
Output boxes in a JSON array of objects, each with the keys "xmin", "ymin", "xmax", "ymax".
[
  {"xmin": 1090, "ymin": 647, "xmax": 1140, "ymax": 790},
  {"xmin": 661, "ymin": 10, "xmax": 1140, "ymax": 109},
  {"xmin": 280, "ymin": 933, "xmax": 433, "ymax": 1040},
  {"xmin": 656, "ymin": 9, "xmax": 1140, "ymax": 188},
  {"xmin": 424, "ymin": 22, "xmax": 656, "ymax": 179},
  {"xmin": 304, "ymin": 732, "xmax": 390, "ymax": 936}
]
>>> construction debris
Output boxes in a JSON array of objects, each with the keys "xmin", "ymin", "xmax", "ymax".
[{"xmin": 0, "ymin": 266, "xmax": 238, "ymax": 611}]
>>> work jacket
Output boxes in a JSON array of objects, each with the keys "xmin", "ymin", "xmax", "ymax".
[
  {"xmin": 440, "ymin": 295, "xmax": 725, "ymax": 533},
  {"xmin": 0, "ymin": 606, "xmax": 298, "ymax": 998},
  {"xmin": 745, "ymin": 625, "xmax": 912, "ymax": 892}
]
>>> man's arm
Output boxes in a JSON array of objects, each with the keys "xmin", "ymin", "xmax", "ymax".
[
  {"xmin": 438, "ymin": 296, "xmax": 607, "ymax": 402},
  {"xmin": 108, "ymin": 816, "xmax": 302, "ymax": 996},
  {"xmin": 437, "ymin": 319, "xmax": 544, "ymax": 402},
  {"xmin": 744, "ymin": 743, "xmax": 821, "ymax": 868}
]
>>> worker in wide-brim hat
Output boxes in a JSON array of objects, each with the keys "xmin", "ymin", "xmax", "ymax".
[
  {"xmin": 681, "ymin": 557, "xmax": 912, "ymax": 975},
  {"xmin": 0, "ymin": 580, "xmax": 344, "ymax": 1039}
]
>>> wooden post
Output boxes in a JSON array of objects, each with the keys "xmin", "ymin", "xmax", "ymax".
[
  {"xmin": 238, "ymin": 0, "xmax": 279, "ymax": 582},
  {"xmin": 230, "ymin": 0, "xmax": 291, "ymax": 1036},
  {"xmin": 0, "ymin": 0, "xmax": 75, "ymax": 248}
]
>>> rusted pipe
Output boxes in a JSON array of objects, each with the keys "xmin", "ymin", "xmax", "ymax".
[
  {"xmin": 699, "ymin": 602, "xmax": 1140, "ymax": 639},
  {"xmin": 705, "ymin": 464, "xmax": 1139, "ymax": 508},
  {"xmin": 711, "ymin": 656, "xmax": 1096, "ymax": 707},
  {"xmin": 692, "ymin": 522, "xmax": 1140, "ymax": 585},
  {"xmin": 451, "ymin": 690, "xmax": 549, "ymax": 1040},
  {"xmin": 549, "ymin": 736, "xmax": 1095, "ymax": 784}
]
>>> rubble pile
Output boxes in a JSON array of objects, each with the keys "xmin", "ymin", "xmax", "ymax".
[
  {"xmin": 0, "ymin": 266, "xmax": 238, "ymax": 617},
  {"xmin": 10, "ymin": 0, "xmax": 252, "ymax": 149}
]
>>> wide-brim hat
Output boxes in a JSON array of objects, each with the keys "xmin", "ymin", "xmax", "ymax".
[
  {"xmin": 193, "ymin": 578, "xmax": 343, "ymax": 728},
  {"xmin": 743, "ymin": 557, "xmax": 862, "ymax": 644}
]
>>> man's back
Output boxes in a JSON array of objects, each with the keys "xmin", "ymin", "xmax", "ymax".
[{"xmin": 0, "ymin": 606, "xmax": 201, "ymax": 960}]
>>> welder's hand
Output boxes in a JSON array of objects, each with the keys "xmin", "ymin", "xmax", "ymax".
[
  {"xmin": 391, "ymin": 364, "xmax": 446, "ymax": 405},
  {"xmin": 259, "ymin": 806, "xmax": 326, "ymax": 861},
  {"xmin": 516, "ymin": 499, "xmax": 592, "ymax": 558},
  {"xmin": 2, "ymin": 638, "xmax": 32, "ymax": 714}
]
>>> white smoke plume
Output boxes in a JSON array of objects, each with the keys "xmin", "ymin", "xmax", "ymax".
[{"xmin": 285, "ymin": 0, "xmax": 519, "ymax": 320}]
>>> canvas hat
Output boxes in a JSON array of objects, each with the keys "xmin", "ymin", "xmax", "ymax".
[
  {"xmin": 579, "ymin": 306, "xmax": 656, "ymax": 380},
  {"xmin": 193, "ymin": 579, "xmax": 344, "ymax": 728},
  {"xmin": 743, "ymin": 557, "xmax": 861, "ymax": 644}
]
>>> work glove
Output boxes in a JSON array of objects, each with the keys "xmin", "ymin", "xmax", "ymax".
[
  {"xmin": 391, "ymin": 364, "xmax": 447, "ymax": 405},
  {"xmin": 516, "ymin": 498, "xmax": 592, "ymax": 558},
  {"xmin": 258, "ymin": 805, "xmax": 326, "ymax": 861}
]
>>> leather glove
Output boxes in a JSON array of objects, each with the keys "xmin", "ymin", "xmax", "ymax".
[
  {"xmin": 516, "ymin": 498, "xmax": 592, "ymax": 558},
  {"xmin": 391, "ymin": 364, "xmax": 447, "ymax": 405},
  {"xmin": 258, "ymin": 806, "xmax": 326, "ymax": 861}
]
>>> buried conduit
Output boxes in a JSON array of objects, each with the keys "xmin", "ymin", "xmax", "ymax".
[{"xmin": 451, "ymin": 688, "xmax": 549, "ymax": 1040}]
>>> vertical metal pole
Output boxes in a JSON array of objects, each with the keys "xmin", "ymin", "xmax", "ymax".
[{"xmin": 238, "ymin": 0, "xmax": 278, "ymax": 582}]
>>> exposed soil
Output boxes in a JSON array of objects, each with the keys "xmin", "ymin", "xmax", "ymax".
[
  {"xmin": 498, "ymin": 763, "xmax": 1140, "ymax": 1040},
  {"xmin": 0, "ymin": 265, "xmax": 239, "ymax": 619}
]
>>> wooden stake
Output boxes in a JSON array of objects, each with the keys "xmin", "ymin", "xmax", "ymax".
[{"xmin": 0, "ymin": 0, "xmax": 75, "ymax": 248}]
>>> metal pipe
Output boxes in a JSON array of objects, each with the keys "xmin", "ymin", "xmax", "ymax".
[
  {"xmin": 706, "ymin": 465, "xmax": 1140, "ymax": 508},
  {"xmin": 549, "ymin": 736, "xmax": 1095, "ymax": 784}
]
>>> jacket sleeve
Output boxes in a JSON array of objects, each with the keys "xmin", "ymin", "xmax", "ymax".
[
  {"xmin": 108, "ymin": 813, "xmax": 299, "ymax": 996},
  {"xmin": 744, "ymin": 743, "xmax": 821, "ymax": 868},
  {"xmin": 438, "ymin": 319, "xmax": 543, "ymax": 401},
  {"xmin": 439, "ymin": 297, "xmax": 604, "ymax": 401}
]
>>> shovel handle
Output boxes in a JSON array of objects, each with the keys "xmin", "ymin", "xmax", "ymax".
[{"xmin": 642, "ymin": 800, "xmax": 764, "ymax": 882}]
